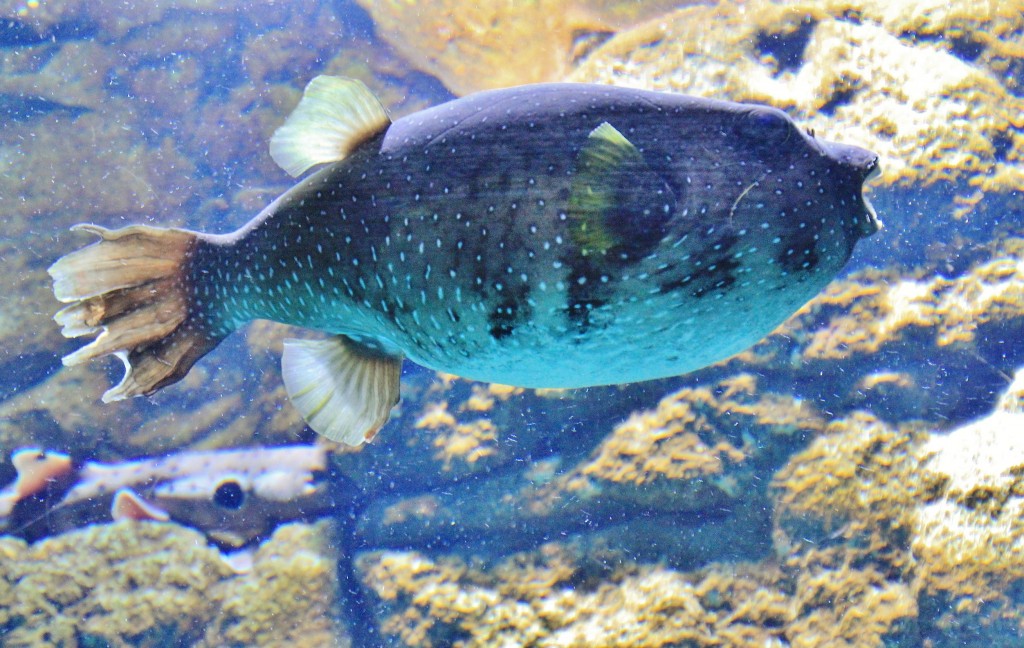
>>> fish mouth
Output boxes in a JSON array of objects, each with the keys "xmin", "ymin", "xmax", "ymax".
[
  {"xmin": 859, "ymin": 157, "xmax": 882, "ymax": 236},
  {"xmin": 861, "ymin": 193, "xmax": 882, "ymax": 235}
]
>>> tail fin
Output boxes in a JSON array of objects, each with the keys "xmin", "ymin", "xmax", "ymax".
[{"xmin": 49, "ymin": 223, "xmax": 225, "ymax": 402}]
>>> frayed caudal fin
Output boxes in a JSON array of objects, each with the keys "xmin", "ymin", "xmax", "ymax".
[{"xmin": 49, "ymin": 223, "xmax": 224, "ymax": 402}]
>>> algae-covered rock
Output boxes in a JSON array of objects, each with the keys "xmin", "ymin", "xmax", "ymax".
[
  {"xmin": 355, "ymin": 541, "xmax": 918, "ymax": 647},
  {"xmin": 792, "ymin": 237, "xmax": 1024, "ymax": 362},
  {"xmin": 771, "ymin": 373, "xmax": 1024, "ymax": 647},
  {"xmin": 354, "ymin": 0, "xmax": 689, "ymax": 96},
  {"xmin": 356, "ymin": 374, "xmax": 825, "ymax": 557},
  {"xmin": 913, "ymin": 403, "xmax": 1024, "ymax": 645},
  {"xmin": 204, "ymin": 521, "xmax": 348, "ymax": 647},
  {"xmin": 772, "ymin": 412, "xmax": 928, "ymax": 567},
  {"xmin": 0, "ymin": 521, "xmax": 347, "ymax": 647}
]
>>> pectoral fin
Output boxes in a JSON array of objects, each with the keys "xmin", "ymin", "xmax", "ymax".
[
  {"xmin": 281, "ymin": 335, "xmax": 402, "ymax": 446},
  {"xmin": 569, "ymin": 121, "xmax": 677, "ymax": 260},
  {"xmin": 270, "ymin": 75, "xmax": 391, "ymax": 177}
]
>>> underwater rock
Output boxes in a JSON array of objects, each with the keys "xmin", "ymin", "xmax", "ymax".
[
  {"xmin": 355, "ymin": 539, "xmax": 918, "ymax": 647},
  {"xmin": 0, "ymin": 41, "xmax": 114, "ymax": 112},
  {"xmin": 0, "ymin": 0, "xmax": 241, "ymax": 40},
  {"xmin": 571, "ymin": 0, "xmax": 1024, "ymax": 197},
  {"xmin": 355, "ymin": 375, "xmax": 824, "ymax": 558},
  {"xmin": 0, "ymin": 520, "xmax": 346, "ymax": 647},
  {"xmin": 353, "ymin": 0, "xmax": 688, "ymax": 96},
  {"xmin": 913, "ymin": 396, "xmax": 1024, "ymax": 645},
  {"xmin": 772, "ymin": 412, "xmax": 928, "ymax": 567},
  {"xmin": 205, "ymin": 521, "xmax": 348, "ymax": 646},
  {"xmin": 796, "ymin": 238, "xmax": 1024, "ymax": 361},
  {"xmin": 772, "ymin": 373, "xmax": 1024, "ymax": 647}
]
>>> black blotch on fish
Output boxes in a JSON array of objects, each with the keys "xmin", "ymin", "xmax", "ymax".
[
  {"xmin": 488, "ymin": 284, "xmax": 532, "ymax": 340},
  {"xmin": 660, "ymin": 233, "xmax": 742, "ymax": 299},
  {"xmin": 606, "ymin": 175, "xmax": 676, "ymax": 260},
  {"xmin": 777, "ymin": 233, "xmax": 821, "ymax": 273}
]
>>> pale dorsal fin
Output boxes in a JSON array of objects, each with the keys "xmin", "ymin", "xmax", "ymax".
[
  {"xmin": 281, "ymin": 335, "xmax": 403, "ymax": 446},
  {"xmin": 111, "ymin": 488, "xmax": 170, "ymax": 522},
  {"xmin": 270, "ymin": 75, "xmax": 391, "ymax": 177}
]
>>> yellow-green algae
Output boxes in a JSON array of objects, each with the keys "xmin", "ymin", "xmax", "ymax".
[
  {"xmin": 913, "ymin": 382, "xmax": 1024, "ymax": 635},
  {"xmin": 357, "ymin": 540, "xmax": 916, "ymax": 647},
  {"xmin": 570, "ymin": 0, "xmax": 1024, "ymax": 197},
  {"xmin": 358, "ymin": 395, "xmax": 1024, "ymax": 646},
  {"xmin": 774, "ymin": 375, "xmax": 1024, "ymax": 645},
  {"xmin": 0, "ymin": 520, "xmax": 347, "ymax": 647},
  {"xmin": 782, "ymin": 236, "xmax": 1024, "ymax": 362},
  {"xmin": 772, "ymin": 412, "xmax": 928, "ymax": 570},
  {"xmin": 523, "ymin": 373, "xmax": 827, "ymax": 515}
]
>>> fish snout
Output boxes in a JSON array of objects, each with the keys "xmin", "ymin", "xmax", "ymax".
[
  {"xmin": 819, "ymin": 140, "xmax": 882, "ymax": 236},
  {"xmin": 854, "ymin": 151, "xmax": 882, "ymax": 237},
  {"xmin": 822, "ymin": 140, "xmax": 878, "ymax": 175}
]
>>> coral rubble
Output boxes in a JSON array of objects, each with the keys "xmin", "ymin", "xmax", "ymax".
[
  {"xmin": 0, "ymin": 521, "xmax": 346, "ymax": 647},
  {"xmin": 356, "ymin": 541, "xmax": 917, "ymax": 647}
]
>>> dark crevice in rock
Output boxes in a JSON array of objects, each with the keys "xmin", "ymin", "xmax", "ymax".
[{"xmin": 755, "ymin": 18, "xmax": 817, "ymax": 76}]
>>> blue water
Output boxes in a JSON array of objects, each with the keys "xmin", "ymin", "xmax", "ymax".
[{"xmin": 1, "ymin": 2, "xmax": 1022, "ymax": 646}]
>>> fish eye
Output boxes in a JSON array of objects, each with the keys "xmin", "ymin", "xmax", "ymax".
[
  {"xmin": 213, "ymin": 480, "xmax": 245, "ymax": 510},
  {"xmin": 736, "ymin": 107, "xmax": 793, "ymax": 145}
]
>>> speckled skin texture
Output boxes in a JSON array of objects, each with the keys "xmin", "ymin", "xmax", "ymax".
[{"xmin": 193, "ymin": 83, "xmax": 879, "ymax": 387}]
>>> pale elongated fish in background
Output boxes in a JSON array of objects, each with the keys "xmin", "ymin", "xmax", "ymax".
[
  {"xmin": 50, "ymin": 76, "xmax": 881, "ymax": 446},
  {"xmin": 0, "ymin": 445, "xmax": 334, "ymax": 548}
]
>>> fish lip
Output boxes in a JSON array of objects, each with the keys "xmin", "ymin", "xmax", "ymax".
[
  {"xmin": 861, "ymin": 193, "xmax": 883, "ymax": 234},
  {"xmin": 860, "ymin": 155, "xmax": 882, "ymax": 235},
  {"xmin": 864, "ymin": 155, "xmax": 881, "ymax": 181}
]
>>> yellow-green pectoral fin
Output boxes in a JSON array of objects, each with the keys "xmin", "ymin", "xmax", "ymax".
[
  {"xmin": 281, "ymin": 335, "xmax": 403, "ymax": 446},
  {"xmin": 269, "ymin": 75, "xmax": 392, "ymax": 177},
  {"xmin": 569, "ymin": 121, "xmax": 677, "ymax": 259}
]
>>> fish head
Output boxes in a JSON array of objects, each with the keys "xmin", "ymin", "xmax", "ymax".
[
  {"xmin": 590, "ymin": 101, "xmax": 883, "ymax": 315},
  {"xmin": 688, "ymin": 104, "xmax": 882, "ymax": 279},
  {"xmin": 144, "ymin": 447, "xmax": 338, "ymax": 549},
  {"xmin": 816, "ymin": 137, "xmax": 882, "ymax": 236},
  {"xmin": 728, "ymin": 104, "xmax": 880, "ymax": 225}
]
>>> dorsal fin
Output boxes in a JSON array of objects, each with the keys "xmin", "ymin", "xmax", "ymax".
[
  {"xmin": 269, "ymin": 75, "xmax": 391, "ymax": 177},
  {"xmin": 111, "ymin": 488, "xmax": 170, "ymax": 522}
]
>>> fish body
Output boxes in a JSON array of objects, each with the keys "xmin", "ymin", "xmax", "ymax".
[
  {"xmin": 0, "ymin": 445, "xmax": 334, "ymax": 548},
  {"xmin": 50, "ymin": 77, "xmax": 880, "ymax": 445}
]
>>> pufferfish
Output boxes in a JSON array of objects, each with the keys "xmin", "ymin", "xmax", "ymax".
[{"xmin": 49, "ymin": 76, "xmax": 881, "ymax": 445}]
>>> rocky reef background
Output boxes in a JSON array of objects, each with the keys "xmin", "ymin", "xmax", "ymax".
[{"xmin": 1, "ymin": 0, "xmax": 1023, "ymax": 646}]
